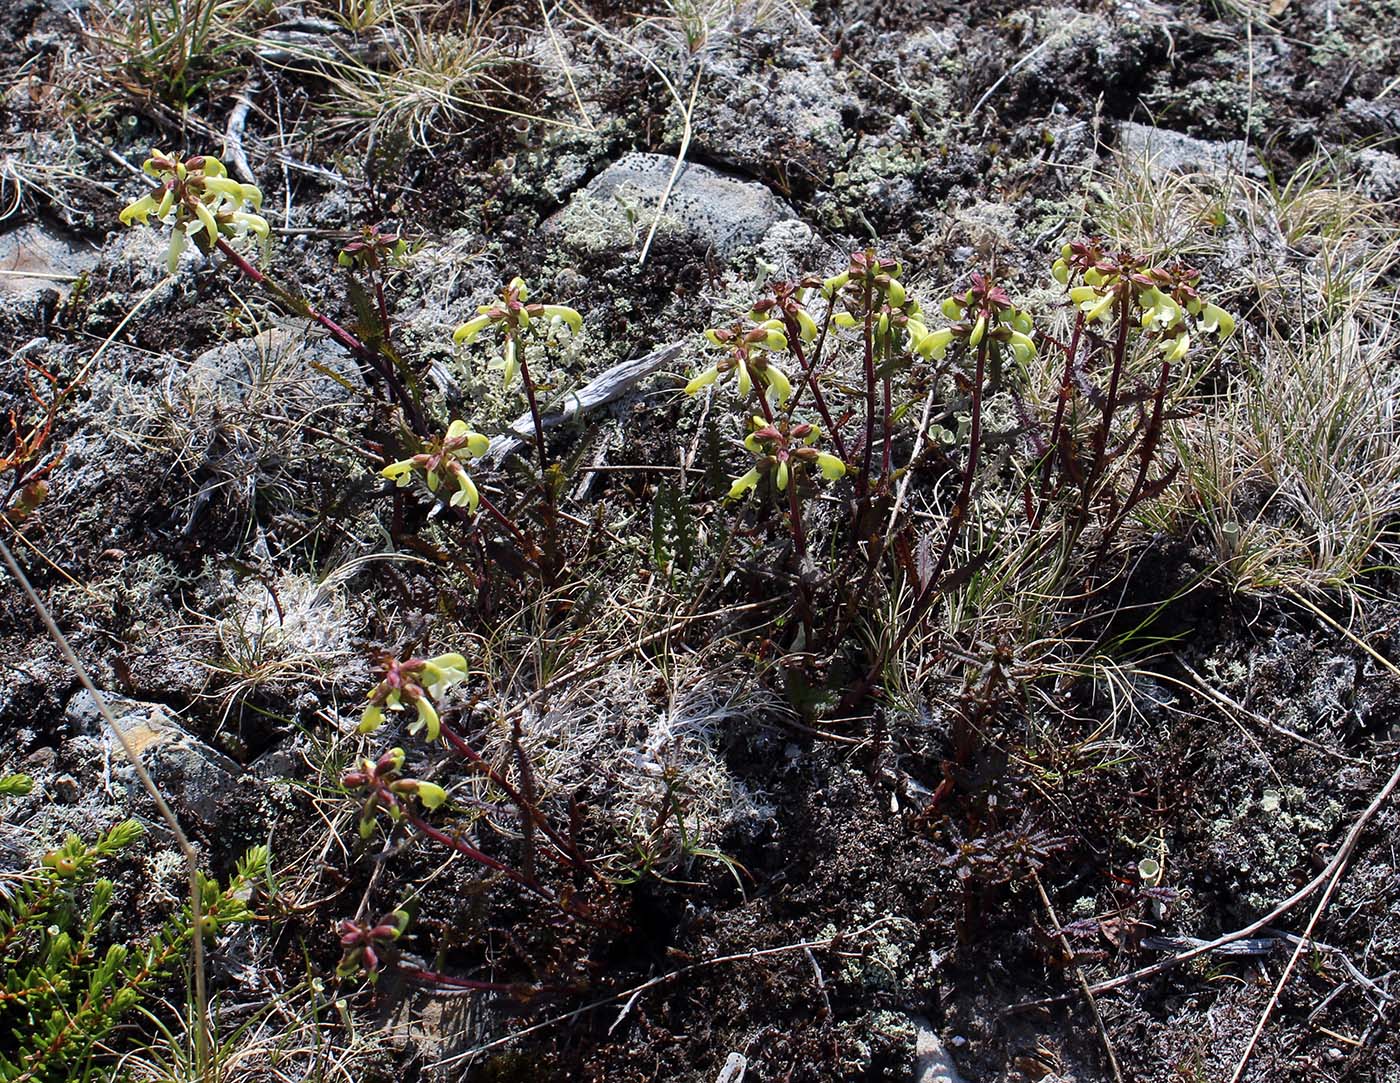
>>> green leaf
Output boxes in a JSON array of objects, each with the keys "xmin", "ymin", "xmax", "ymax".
[{"xmin": 651, "ymin": 481, "xmax": 697, "ymax": 580}]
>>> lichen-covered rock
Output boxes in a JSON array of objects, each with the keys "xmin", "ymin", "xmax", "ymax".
[
  {"xmin": 1116, "ymin": 120, "xmax": 1248, "ymax": 174},
  {"xmin": 65, "ymin": 690, "xmax": 241, "ymax": 828},
  {"xmin": 1356, "ymin": 148, "xmax": 1400, "ymax": 202},
  {"xmin": 546, "ymin": 153, "xmax": 796, "ymax": 262},
  {"xmin": 689, "ymin": 41, "xmax": 854, "ymax": 193}
]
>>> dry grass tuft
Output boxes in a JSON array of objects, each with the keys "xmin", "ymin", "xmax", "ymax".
[{"xmin": 1093, "ymin": 154, "xmax": 1400, "ymax": 598}]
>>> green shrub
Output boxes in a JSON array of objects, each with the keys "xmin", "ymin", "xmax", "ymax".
[{"xmin": 0, "ymin": 775, "xmax": 266, "ymax": 1083}]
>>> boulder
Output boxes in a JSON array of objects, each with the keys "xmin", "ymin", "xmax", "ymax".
[
  {"xmin": 66, "ymin": 690, "xmax": 241, "ymax": 829},
  {"xmin": 1116, "ymin": 121, "xmax": 1248, "ymax": 174},
  {"xmin": 547, "ymin": 153, "xmax": 796, "ymax": 261}
]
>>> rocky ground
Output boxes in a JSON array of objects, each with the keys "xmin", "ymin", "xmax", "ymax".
[{"xmin": 2, "ymin": 0, "xmax": 1399, "ymax": 1080}]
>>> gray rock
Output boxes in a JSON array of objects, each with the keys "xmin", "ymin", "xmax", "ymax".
[
  {"xmin": 691, "ymin": 45, "xmax": 853, "ymax": 186},
  {"xmin": 1116, "ymin": 121, "xmax": 1247, "ymax": 174},
  {"xmin": 0, "ymin": 222, "xmax": 100, "ymax": 299},
  {"xmin": 65, "ymin": 690, "xmax": 241, "ymax": 828},
  {"xmin": 186, "ymin": 324, "xmax": 356, "ymax": 407},
  {"xmin": 547, "ymin": 153, "xmax": 796, "ymax": 261}
]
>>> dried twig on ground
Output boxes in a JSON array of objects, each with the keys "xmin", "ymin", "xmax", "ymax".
[{"xmin": 1007, "ymin": 753, "xmax": 1400, "ymax": 1013}]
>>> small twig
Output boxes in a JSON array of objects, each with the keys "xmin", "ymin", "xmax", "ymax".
[
  {"xmin": 1031, "ymin": 871, "xmax": 1124, "ymax": 1083},
  {"xmin": 885, "ymin": 380, "xmax": 940, "ymax": 542},
  {"xmin": 1175, "ymin": 659, "xmax": 1363, "ymax": 764},
  {"xmin": 1228, "ymin": 829, "xmax": 1359, "ymax": 1082},
  {"xmin": 484, "ymin": 342, "xmax": 684, "ymax": 462},
  {"xmin": 223, "ymin": 80, "xmax": 260, "ymax": 185},
  {"xmin": 1284, "ymin": 587, "xmax": 1400, "ymax": 680},
  {"xmin": 538, "ymin": 0, "xmax": 594, "ymax": 131},
  {"xmin": 804, "ymin": 946, "xmax": 832, "ymax": 1017},
  {"xmin": 969, "ymin": 29, "xmax": 1063, "ymax": 119}
]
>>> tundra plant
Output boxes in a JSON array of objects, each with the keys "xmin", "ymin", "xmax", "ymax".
[
  {"xmin": 381, "ymin": 420, "xmax": 491, "ymax": 513},
  {"xmin": 119, "ymin": 150, "xmax": 267, "ymax": 273},
  {"xmin": 453, "ymin": 277, "xmax": 582, "ymax": 473},
  {"xmin": 116, "ymin": 151, "xmax": 430, "ymax": 435},
  {"xmin": 358, "ymin": 652, "xmax": 469, "ymax": 742}
]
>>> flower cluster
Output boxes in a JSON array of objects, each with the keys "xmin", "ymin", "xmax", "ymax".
[
  {"xmin": 381, "ymin": 420, "xmax": 491, "ymax": 513},
  {"xmin": 337, "ymin": 225, "xmax": 408, "ymax": 270},
  {"xmin": 729, "ymin": 416, "xmax": 846, "ymax": 499},
  {"xmin": 1053, "ymin": 240, "xmax": 1235, "ymax": 361},
  {"xmin": 749, "ymin": 278, "xmax": 821, "ymax": 344},
  {"xmin": 685, "ymin": 318, "xmax": 793, "ymax": 404},
  {"xmin": 342, "ymin": 747, "xmax": 449, "ymax": 838},
  {"xmin": 933, "ymin": 272, "xmax": 1037, "ymax": 364},
  {"xmin": 821, "ymin": 249, "xmax": 995, "ymax": 364},
  {"xmin": 359, "ymin": 653, "xmax": 469, "ymax": 742},
  {"xmin": 337, "ymin": 909, "xmax": 410, "ymax": 979},
  {"xmin": 118, "ymin": 150, "xmax": 268, "ymax": 274},
  {"xmin": 453, "ymin": 277, "xmax": 582, "ymax": 388},
  {"xmin": 824, "ymin": 250, "xmax": 930, "ymax": 354},
  {"xmin": 822, "ymin": 248, "xmax": 907, "ymax": 306}
]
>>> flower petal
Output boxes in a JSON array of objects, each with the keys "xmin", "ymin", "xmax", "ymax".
[
  {"xmin": 684, "ymin": 366, "xmax": 720, "ymax": 395},
  {"xmin": 728, "ymin": 468, "xmax": 760, "ymax": 500},
  {"xmin": 764, "ymin": 363, "xmax": 792, "ymax": 405},
  {"xmin": 453, "ymin": 315, "xmax": 492, "ymax": 345},
  {"xmin": 413, "ymin": 697, "xmax": 441, "ymax": 743},
  {"xmin": 816, "ymin": 452, "xmax": 846, "ymax": 481}
]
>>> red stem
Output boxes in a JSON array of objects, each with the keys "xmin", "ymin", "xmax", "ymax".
[
  {"xmin": 859, "ymin": 282, "xmax": 876, "ymax": 497},
  {"xmin": 215, "ymin": 238, "xmax": 430, "ymax": 436},
  {"xmin": 783, "ymin": 313, "xmax": 848, "ymax": 460},
  {"xmin": 513, "ymin": 333, "xmax": 550, "ymax": 475},
  {"xmin": 474, "ymin": 490, "xmax": 532, "ymax": 552},
  {"xmin": 436, "ymin": 719, "xmax": 594, "ymax": 876},
  {"xmin": 401, "ymin": 808, "xmax": 555, "ymax": 901},
  {"xmin": 843, "ymin": 334, "xmax": 990, "ymax": 707}
]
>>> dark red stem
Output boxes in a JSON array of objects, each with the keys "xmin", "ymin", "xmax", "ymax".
[{"xmin": 436, "ymin": 719, "xmax": 595, "ymax": 877}]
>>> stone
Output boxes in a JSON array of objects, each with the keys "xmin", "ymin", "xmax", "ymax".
[
  {"xmin": 1356, "ymin": 148, "xmax": 1400, "ymax": 203},
  {"xmin": 910, "ymin": 1016, "xmax": 969, "ymax": 1083},
  {"xmin": 0, "ymin": 222, "xmax": 100, "ymax": 298},
  {"xmin": 690, "ymin": 43, "xmax": 853, "ymax": 188},
  {"xmin": 51, "ymin": 773, "xmax": 79, "ymax": 803},
  {"xmin": 65, "ymin": 690, "xmax": 241, "ymax": 828},
  {"xmin": 1116, "ymin": 121, "xmax": 1248, "ymax": 174},
  {"xmin": 547, "ymin": 153, "xmax": 796, "ymax": 262},
  {"xmin": 185, "ymin": 324, "xmax": 356, "ymax": 407}
]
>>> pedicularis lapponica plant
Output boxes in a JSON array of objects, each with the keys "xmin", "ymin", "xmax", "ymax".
[
  {"xmin": 115, "ymin": 158, "xmax": 1236, "ymax": 993},
  {"xmin": 119, "ymin": 149, "xmax": 269, "ymax": 273},
  {"xmin": 681, "ymin": 244, "xmax": 1234, "ymax": 700}
]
